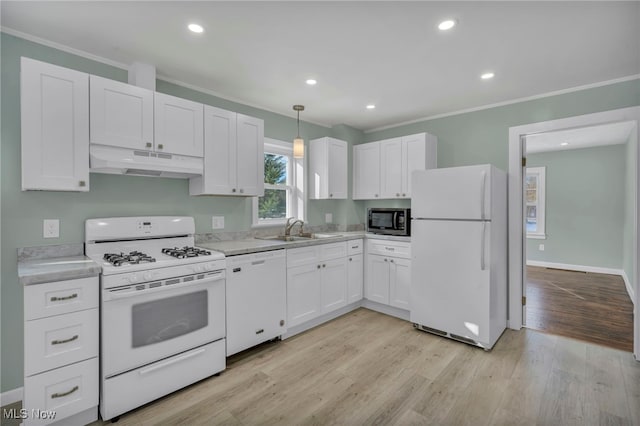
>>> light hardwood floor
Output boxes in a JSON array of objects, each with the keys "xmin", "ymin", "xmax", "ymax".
[
  {"xmin": 3, "ymin": 308, "xmax": 638, "ymax": 426},
  {"xmin": 86, "ymin": 308, "xmax": 638, "ymax": 426}
]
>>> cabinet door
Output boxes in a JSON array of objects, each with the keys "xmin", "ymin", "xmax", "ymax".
[
  {"xmin": 327, "ymin": 138, "xmax": 348, "ymax": 199},
  {"xmin": 236, "ymin": 114, "xmax": 264, "ymax": 196},
  {"xmin": 380, "ymin": 138, "xmax": 403, "ymax": 199},
  {"xmin": 353, "ymin": 143, "xmax": 380, "ymax": 200},
  {"xmin": 366, "ymin": 254, "xmax": 390, "ymax": 304},
  {"xmin": 287, "ymin": 264, "xmax": 322, "ymax": 327},
  {"xmin": 191, "ymin": 105, "xmax": 236, "ymax": 195},
  {"xmin": 154, "ymin": 93, "xmax": 203, "ymax": 157},
  {"xmin": 226, "ymin": 255, "xmax": 286, "ymax": 356},
  {"xmin": 401, "ymin": 133, "xmax": 426, "ymax": 198},
  {"xmin": 389, "ymin": 258, "xmax": 411, "ymax": 310},
  {"xmin": 347, "ymin": 253, "xmax": 364, "ymax": 304},
  {"xmin": 321, "ymin": 257, "xmax": 348, "ymax": 314},
  {"xmin": 21, "ymin": 58, "xmax": 89, "ymax": 191},
  {"xmin": 89, "ymin": 75, "xmax": 153, "ymax": 150}
]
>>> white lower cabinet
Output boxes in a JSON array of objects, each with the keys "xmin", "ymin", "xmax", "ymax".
[
  {"xmin": 286, "ymin": 242, "xmax": 349, "ymax": 328},
  {"xmin": 365, "ymin": 239, "xmax": 411, "ymax": 310},
  {"xmin": 347, "ymin": 253, "xmax": 364, "ymax": 304},
  {"xmin": 225, "ymin": 250, "xmax": 287, "ymax": 356},
  {"xmin": 23, "ymin": 276, "xmax": 99, "ymax": 426}
]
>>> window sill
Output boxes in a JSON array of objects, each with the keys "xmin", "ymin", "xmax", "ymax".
[
  {"xmin": 526, "ymin": 234, "xmax": 547, "ymax": 240},
  {"xmin": 251, "ymin": 220, "xmax": 287, "ymax": 229}
]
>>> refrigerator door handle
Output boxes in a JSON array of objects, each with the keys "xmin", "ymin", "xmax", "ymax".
[
  {"xmin": 480, "ymin": 170, "xmax": 487, "ymax": 220},
  {"xmin": 480, "ymin": 221, "xmax": 486, "ymax": 271}
]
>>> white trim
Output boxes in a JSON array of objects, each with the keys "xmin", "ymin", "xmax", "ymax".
[
  {"xmin": 0, "ymin": 387, "xmax": 23, "ymax": 406},
  {"xmin": 526, "ymin": 234, "xmax": 546, "ymax": 240},
  {"xmin": 361, "ymin": 299, "xmax": 410, "ymax": 322},
  {"xmin": 0, "ymin": 27, "xmax": 331, "ymax": 128},
  {"xmin": 622, "ymin": 270, "xmax": 635, "ymax": 305},
  {"xmin": 526, "ymin": 260, "xmax": 624, "ymax": 276},
  {"xmin": 282, "ymin": 301, "xmax": 362, "ymax": 340},
  {"xmin": 508, "ymin": 106, "xmax": 640, "ymax": 359},
  {"xmin": 366, "ymin": 75, "xmax": 640, "ymax": 133},
  {"xmin": 525, "ymin": 166, "xmax": 546, "ymax": 239}
]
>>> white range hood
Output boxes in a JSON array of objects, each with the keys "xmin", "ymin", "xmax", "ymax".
[{"xmin": 90, "ymin": 145, "xmax": 203, "ymax": 178}]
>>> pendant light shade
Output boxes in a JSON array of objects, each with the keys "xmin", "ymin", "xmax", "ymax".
[{"xmin": 293, "ymin": 105, "xmax": 305, "ymax": 158}]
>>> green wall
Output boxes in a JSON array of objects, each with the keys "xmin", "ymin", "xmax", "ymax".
[
  {"xmin": 524, "ymin": 145, "xmax": 626, "ymax": 268},
  {"xmin": 1, "ymin": 30, "xmax": 639, "ymax": 393},
  {"xmin": 0, "ymin": 33, "xmax": 362, "ymax": 393},
  {"xmin": 623, "ymin": 130, "xmax": 638, "ymax": 297}
]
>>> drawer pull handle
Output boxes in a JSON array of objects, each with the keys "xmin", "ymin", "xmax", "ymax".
[
  {"xmin": 385, "ymin": 247, "xmax": 395, "ymax": 251},
  {"xmin": 233, "ymin": 267, "xmax": 241, "ymax": 273},
  {"xmin": 50, "ymin": 293, "xmax": 78, "ymax": 302},
  {"xmin": 52, "ymin": 335, "xmax": 79, "ymax": 345},
  {"xmin": 51, "ymin": 385, "xmax": 78, "ymax": 399},
  {"xmin": 256, "ymin": 329, "xmax": 264, "ymax": 334},
  {"xmin": 251, "ymin": 260, "xmax": 265, "ymax": 265},
  {"xmin": 351, "ymin": 246, "xmax": 358, "ymax": 249}
]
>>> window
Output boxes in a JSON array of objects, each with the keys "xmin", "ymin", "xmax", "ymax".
[
  {"xmin": 252, "ymin": 139, "xmax": 304, "ymax": 226},
  {"xmin": 525, "ymin": 166, "xmax": 546, "ymax": 239}
]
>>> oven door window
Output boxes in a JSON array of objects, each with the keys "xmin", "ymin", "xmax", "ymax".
[
  {"xmin": 131, "ymin": 290, "xmax": 208, "ymax": 348},
  {"xmin": 371, "ymin": 213, "xmax": 393, "ymax": 229}
]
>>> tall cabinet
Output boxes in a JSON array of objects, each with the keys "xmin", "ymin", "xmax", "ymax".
[
  {"xmin": 309, "ymin": 137, "xmax": 348, "ymax": 199},
  {"xmin": 21, "ymin": 58, "xmax": 90, "ymax": 191},
  {"xmin": 353, "ymin": 132, "xmax": 437, "ymax": 200},
  {"xmin": 190, "ymin": 105, "xmax": 264, "ymax": 196}
]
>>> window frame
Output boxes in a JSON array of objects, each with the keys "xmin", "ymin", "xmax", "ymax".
[
  {"xmin": 525, "ymin": 166, "xmax": 546, "ymax": 239},
  {"xmin": 252, "ymin": 138, "xmax": 305, "ymax": 227}
]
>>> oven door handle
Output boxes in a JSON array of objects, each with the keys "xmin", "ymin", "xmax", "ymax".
[{"xmin": 105, "ymin": 273, "xmax": 224, "ymax": 301}]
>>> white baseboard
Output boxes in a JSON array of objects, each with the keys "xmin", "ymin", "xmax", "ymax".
[
  {"xmin": 281, "ymin": 301, "xmax": 362, "ymax": 340},
  {"xmin": 526, "ymin": 260, "xmax": 623, "ymax": 276},
  {"xmin": 361, "ymin": 299, "xmax": 410, "ymax": 322},
  {"xmin": 0, "ymin": 387, "xmax": 23, "ymax": 407},
  {"xmin": 621, "ymin": 270, "xmax": 635, "ymax": 305}
]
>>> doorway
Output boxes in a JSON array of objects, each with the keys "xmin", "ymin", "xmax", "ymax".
[
  {"xmin": 522, "ymin": 123, "xmax": 635, "ymax": 351},
  {"xmin": 507, "ymin": 106, "xmax": 640, "ymax": 359}
]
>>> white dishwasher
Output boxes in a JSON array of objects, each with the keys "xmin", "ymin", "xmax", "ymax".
[{"xmin": 225, "ymin": 249, "xmax": 287, "ymax": 356}]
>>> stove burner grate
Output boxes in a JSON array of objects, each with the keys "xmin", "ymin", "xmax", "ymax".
[
  {"xmin": 162, "ymin": 246, "xmax": 212, "ymax": 259},
  {"xmin": 103, "ymin": 251, "xmax": 156, "ymax": 267}
]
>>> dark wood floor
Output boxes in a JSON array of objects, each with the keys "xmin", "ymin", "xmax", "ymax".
[{"xmin": 526, "ymin": 266, "xmax": 634, "ymax": 352}]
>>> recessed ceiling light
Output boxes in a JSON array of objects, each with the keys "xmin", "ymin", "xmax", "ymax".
[
  {"xmin": 306, "ymin": 79, "xmax": 317, "ymax": 86},
  {"xmin": 561, "ymin": 142, "xmax": 569, "ymax": 146},
  {"xmin": 366, "ymin": 104, "xmax": 376, "ymax": 110},
  {"xmin": 188, "ymin": 23, "xmax": 204, "ymax": 33},
  {"xmin": 438, "ymin": 20, "xmax": 456, "ymax": 31},
  {"xmin": 481, "ymin": 72, "xmax": 495, "ymax": 80}
]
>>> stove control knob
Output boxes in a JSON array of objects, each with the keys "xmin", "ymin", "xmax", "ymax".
[
  {"xmin": 204, "ymin": 263, "xmax": 212, "ymax": 271},
  {"xmin": 194, "ymin": 265, "xmax": 204, "ymax": 273},
  {"xmin": 143, "ymin": 272, "xmax": 152, "ymax": 281},
  {"xmin": 129, "ymin": 275, "xmax": 138, "ymax": 283}
]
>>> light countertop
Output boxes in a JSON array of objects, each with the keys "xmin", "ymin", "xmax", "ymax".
[{"xmin": 18, "ymin": 255, "xmax": 101, "ymax": 286}]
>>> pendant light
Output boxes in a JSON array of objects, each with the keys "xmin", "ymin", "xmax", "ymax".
[{"xmin": 293, "ymin": 104, "xmax": 305, "ymax": 158}]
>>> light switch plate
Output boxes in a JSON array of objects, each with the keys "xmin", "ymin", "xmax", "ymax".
[
  {"xmin": 538, "ymin": 244, "xmax": 545, "ymax": 251},
  {"xmin": 325, "ymin": 213, "xmax": 333, "ymax": 224},
  {"xmin": 43, "ymin": 219, "xmax": 59, "ymax": 238},
  {"xmin": 212, "ymin": 216, "xmax": 225, "ymax": 230}
]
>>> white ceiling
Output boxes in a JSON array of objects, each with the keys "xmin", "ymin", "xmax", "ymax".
[
  {"xmin": 525, "ymin": 121, "xmax": 635, "ymax": 154},
  {"xmin": 2, "ymin": 1, "xmax": 639, "ymax": 131}
]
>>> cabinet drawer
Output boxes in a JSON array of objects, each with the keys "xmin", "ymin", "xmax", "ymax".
[
  {"xmin": 25, "ymin": 309, "xmax": 99, "ymax": 377},
  {"xmin": 367, "ymin": 239, "xmax": 411, "ymax": 259},
  {"xmin": 23, "ymin": 357, "xmax": 98, "ymax": 426},
  {"xmin": 227, "ymin": 249, "xmax": 285, "ymax": 267},
  {"xmin": 319, "ymin": 242, "xmax": 347, "ymax": 260},
  {"xmin": 347, "ymin": 239, "xmax": 364, "ymax": 255},
  {"xmin": 25, "ymin": 277, "xmax": 98, "ymax": 321},
  {"xmin": 287, "ymin": 245, "xmax": 321, "ymax": 268}
]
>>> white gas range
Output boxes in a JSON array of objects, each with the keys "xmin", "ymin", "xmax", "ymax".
[{"xmin": 85, "ymin": 216, "xmax": 226, "ymax": 421}]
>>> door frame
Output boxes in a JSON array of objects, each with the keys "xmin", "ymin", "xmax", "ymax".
[{"xmin": 507, "ymin": 106, "xmax": 640, "ymax": 359}]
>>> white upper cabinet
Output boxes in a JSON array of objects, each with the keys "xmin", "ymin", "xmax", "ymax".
[
  {"xmin": 89, "ymin": 75, "xmax": 154, "ymax": 150},
  {"xmin": 380, "ymin": 138, "xmax": 403, "ymax": 198},
  {"xmin": 154, "ymin": 93, "xmax": 203, "ymax": 157},
  {"xmin": 352, "ymin": 132, "xmax": 437, "ymax": 200},
  {"xmin": 190, "ymin": 106, "xmax": 264, "ymax": 196},
  {"xmin": 309, "ymin": 137, "xmax": 348, "ymax": 199},
  {"xmin": 21, "ymin": 57, "xmax": 90, "ymax": 191},
  {"xmin": 353, "ymin": 142, "xmax": 381, "ymax": 200}
]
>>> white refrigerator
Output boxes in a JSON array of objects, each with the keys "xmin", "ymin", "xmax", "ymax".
[{"xmin": 410, "ymin": 164, "xmax": 507, "ymax": 349}]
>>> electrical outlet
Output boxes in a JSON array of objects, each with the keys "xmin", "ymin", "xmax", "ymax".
[
  {"xmin": 539, "ymin": 244, "xmax": 545, "ymax": 251},
  {"xmin": 325, "ymin": 213, "xmax": 333, "ymax": 224},
  {"xmin": 212, "ymin": 216, "xmax": 225, "ymax": 230},
  {"xmin": 43, "ymin": 219, "xmax": 59, "ymax": 238}
]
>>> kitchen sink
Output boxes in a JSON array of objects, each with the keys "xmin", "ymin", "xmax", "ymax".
[{"xmin": 256, "ymin": 233, "xmax": 341, "ymax": 242}]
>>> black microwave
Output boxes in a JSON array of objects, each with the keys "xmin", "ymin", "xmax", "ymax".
[{"xmin": 367, "ymin": 208, "xmax": 410, "ymax": 236}]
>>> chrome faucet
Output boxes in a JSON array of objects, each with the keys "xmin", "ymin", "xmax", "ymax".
[{"xmin": 284, "ymin": 217, "xmax": 304, "ymax": 237}]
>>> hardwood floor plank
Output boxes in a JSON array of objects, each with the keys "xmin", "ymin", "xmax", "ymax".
[{"xmin": 525, "ymin": 266, "xmax": 633, "ymax": 352}]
